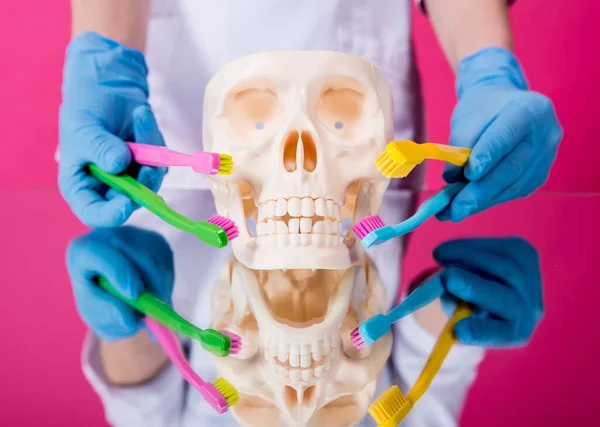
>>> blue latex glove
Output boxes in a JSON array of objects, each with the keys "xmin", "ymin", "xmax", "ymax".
[
  {"xmin": 66, "ymin": 226, "xmax": 174, "ymax": 341},
  {"xmin": 435, "ymin": 237, "xmax": 543, "ymax": 348},
  {"xmin": 439, "ymin": 47, "xmax": 563, "ymax": 222},
  {"xmin": 59, "ymin": 32, "xmax": 167, "ymax": 227}
]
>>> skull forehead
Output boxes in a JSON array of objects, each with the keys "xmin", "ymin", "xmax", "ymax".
[
  {"xmin": 203, "ymin": 51, "xmax": 392, "ymax": 152},
  {"xmin": 208, "ymin": 50, "xmax": 380, "ymax": 91}
]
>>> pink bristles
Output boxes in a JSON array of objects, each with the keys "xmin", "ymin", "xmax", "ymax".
[
  {"xmin": 208, "ymin": 215, "xmax": 240, "ymax": 241},
  {"xmin": 352, "ymin": 215, "xmax": 386, "ymax": 240},
  {"xmin": 350, "ymin": 327, "xmax": 366, "ymax": 350},
  {"xmin": 220, "ymin": 330, "xmax": 242, "ymax": 355}
]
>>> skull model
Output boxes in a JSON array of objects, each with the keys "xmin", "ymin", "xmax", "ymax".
[{"xmin": 204, "ymin": 51, "xmax": 395, "ymax": 426}]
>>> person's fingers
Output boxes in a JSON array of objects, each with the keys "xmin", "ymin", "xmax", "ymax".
[
  {"xmin": 464, "ymin": 102, "xmax": 533, "ymax": 181},
  {"xmin": 104, "ymin": 187, "xmax": 142, "ymax": 215},
  {"xmin": 137, "ymin": 165, "xmax": 167, "ymax": 193},
  {"xmin": 444, "ymin": 108, "xmax": 494, "ymax": 182},
  {"xmin": 441, "ymin": 268, "xmax": 525, "ymax": 320},
  {"xmin": 132, "ymin": 105, "xmax": 168, "ymax": 191},
  {"xmin": 442, "ymin": 164, "xmax": 464, "ymax": 184},
  {"xmin": 104, "ymin": 188, "xmax": 132, "ymax": 204},
  {"xmin": 132, "ymin": 105, "xmax": 165, "ymax": 147},
  {"xmin": 67, "ymin": 237, "xmax": 144, "ymax": 299},
  {"xmin": 66, "ymin": 237, "xmax": 146, "ymax": 340},
  {"xmin": 433, "ymin": 240, "xmax": 524, "ymax": 289},
  {"xmin": 440, "ymin": 293, "xmax": 458, "ymax": 318},
  {"xmin": 72, "ymin": 278, "xmax": 142, "ymax": 341},
  {"xmin": 59, "ymin": 167, "xmax": 133, "ymax": 227},
  {"xmin": 490, "ymin": 154, "xmax": 553, "ymax": 207},
  {"xmin": 454, "ymin": 317, "xmax": 523, "ymax": 347},
  {"xmin": 73, "ymin": 123, "xmax": 131, "ymax": 174},
  {"xmin": 446, "ymin": 140, "xmax": 536, "ymax": 221},
  {"xmin": 106, "ymin": 227, "xmax": 175, "ymax": 303}
]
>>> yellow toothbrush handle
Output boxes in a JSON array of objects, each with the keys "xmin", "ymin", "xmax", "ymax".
[
  {"xmin": 422, "ymin": 143, "xmax": 471, "ymax": 166},
  {"xmin": 407, "ymin": 302, "xmax": 473, "ymax": 402}
]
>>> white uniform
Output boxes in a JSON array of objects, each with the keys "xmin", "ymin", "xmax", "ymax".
[{"xmin": 81, "ymin": 1, "xmax": 484, "ymax": 426}]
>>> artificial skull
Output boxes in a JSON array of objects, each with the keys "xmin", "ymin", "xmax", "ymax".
[
  {"xmin": 211, "ymin": 257, "xmax": 392, "ymax": 427},
  {"xmin": 203, "ymin": 51, "xmax": 393, "ymax": 270}
]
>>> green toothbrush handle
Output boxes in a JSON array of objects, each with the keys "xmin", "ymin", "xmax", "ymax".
[
  {"xmin": 97, "ymin": 277, "xmax": 232, "ymax": 357},
  {"xmin": 88, "ymin": 164, "xmax": 228, "ymax": 248},
  {"xmin": 97, "ymin": 277, "xmax": 199, "ymax": 336}
]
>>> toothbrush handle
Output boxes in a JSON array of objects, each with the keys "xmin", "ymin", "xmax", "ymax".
[
  {"xmin": 88, "ymin": 164, "xmax": 228, "ymax": 248},
  {"xmin": 88, "ymin": 163, "xmax": 164, "ymax": 208},
  {"xmin": 386, "ymin": 275, "xmax": 446, "ymax": 324},
  {"xmin": 98, "ymin": 277, "xmax": 205, "ymax": 341},
  {"xmin": 126, "ymin": 142, "xmax": 193, "ymax": 167},
  {"xmin": 144, "ymin": 317, "xmax": 207, "ymax": 386},
  {"xmin": 407, "ymin": 302, "xmax": 473, "ymax": 402},
  {"xmin": 363, "ymin": 182, "xmax": 467, "ymax": 248},
  {"xmin": 387, "ymin": 182, "xmax": 466, "ymax": 235},
  {"xmin": 145, "ymin": 317, "xmax": 229, "ymax": 414},
  {"xmin": 423, "ymin": 143, "xmax": 471, "ymax": 166}
]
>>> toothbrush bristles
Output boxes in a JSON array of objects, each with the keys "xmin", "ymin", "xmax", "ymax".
[
  {"xmin": 208, "ymin": 215, "xmax": 240, "ymax": 241},
  {"xmin": 353, "ymin": 215, "xmax": 386, "ymax": 240},
  {"xmin": 350, "ymin": 327, "xmax": 366, "ymax": 349},
  {"xmin": 217, "ymin": 154, "xmax": 234, "ymax": 175},
  {"xmin": 213, "ymin": 377, "xmax": 240, "ymax": 408},
  {"xmin": 220, "ymin": 330, "xmax": 242, "ymax": 355}
]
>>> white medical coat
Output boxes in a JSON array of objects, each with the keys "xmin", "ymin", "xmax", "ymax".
[{"xmin": 81, "ymin": 1, "xmax": 485, "ymax": 426}]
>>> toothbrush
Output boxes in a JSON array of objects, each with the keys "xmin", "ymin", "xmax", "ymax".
[
  {"xmin": 375, "ymin": 140, "xmax": 471, "ymax": 179},
  {"xmin": 351, "ymin": 274, "xmax": 446, "ymax": 349},
  {"xmin": 145, "ymin": 317, "xmax": 240, "ymax": 413},
  {"xmin": 88, "ymin": 163, "xmax": 239, "ymax": 249},
  {"xmin": 353, "ymin": 182, "xmax": 466, "ymax": 249},
  {"xmin": 368, "ymin": 302, "xmax": 472, "ymax": 427},
  {"xmin": 98, "ymin": 277, "xmax": 241, "ymax": 357},
  {"xmin": 126, "ymin": 143, "xmax": 234, "ymax": 176}
]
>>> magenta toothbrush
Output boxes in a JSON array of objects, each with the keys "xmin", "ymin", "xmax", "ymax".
[
  {"xmin": 127, "ymin": 143, "xmax": 233, "ymax": 176},
  {"xmin": 144, "ymin": 317, "xmax": 240, "ymax": 413}
]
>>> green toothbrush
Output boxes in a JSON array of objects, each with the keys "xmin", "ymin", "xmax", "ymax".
[
  {"xmin": 98, "ymin": 277, "xmax": 241, "ymax": 357},
  {"xmin": 88, "ymin": 164, "xmax": 239, "ymax": 249}
]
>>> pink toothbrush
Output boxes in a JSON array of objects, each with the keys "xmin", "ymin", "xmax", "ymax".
[
  {"xmin": 144, "ymin": 317, "xmax": 240, "ymax": 413},
  {"xmin": 127, "ymin": 143, "xmax": 234, "ymax": 176}
]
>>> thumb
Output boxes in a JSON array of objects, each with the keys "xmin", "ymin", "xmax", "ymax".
[
  {"xmin": 132, "ymin": 105, "xmax": 168, "ymax": 191},
  {"xmin": 440, "ymin": 293, "xmax": 458, "ymax": 318},
  {"xmin": 77, "ymin": 125, "xmax": 132, "ymax": 173}
]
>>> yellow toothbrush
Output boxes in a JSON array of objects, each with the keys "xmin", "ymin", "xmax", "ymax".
[
  {"xmin": 368, "ymin": 302, "xmax": 473, "ymax": 427},
  {"xmin": 376, "ymin": 140, "xmax": 472, "ymax": 178}
]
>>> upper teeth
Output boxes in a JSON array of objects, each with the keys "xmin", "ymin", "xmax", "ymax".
[{"xmin": 257, "ymin": 197, "xmax": 341, "ymax": 237}]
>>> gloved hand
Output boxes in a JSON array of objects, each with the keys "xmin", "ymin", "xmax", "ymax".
[
  {"xmin": 59, "ymin": 32, "xmax": 167, "ymax": 227},
  {"xmin": 435, "ymin": 237, "xmax": 543, "ymax": 348},
  {"xmin": 439, "ymin": 47, "xmax": 563, "ymax": 222},
  {"xmin": 66, "ymin": 226, "xmax": 174, "ymax": 341}
]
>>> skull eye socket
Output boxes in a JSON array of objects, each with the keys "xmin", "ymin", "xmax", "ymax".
[
  {"xmin": 316, "ymin": 80, "xmax": 366, "ymax": 139},
  {"xmin": 225, "ymin": 82, "xmax": 281, "ymax": 139}
]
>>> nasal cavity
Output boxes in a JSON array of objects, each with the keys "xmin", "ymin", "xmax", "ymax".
[{"xmin": 283, "ymin": 130, "xmax": 318, "ymax": 173}]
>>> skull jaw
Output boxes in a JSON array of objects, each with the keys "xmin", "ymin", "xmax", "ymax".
[
  {"xmin": 211, "ymin": 258, "xmax": 392, "ymax": 427},
  {"xmin": 223, "ymin": 334, "xmax": 393, "ymax": 427}
]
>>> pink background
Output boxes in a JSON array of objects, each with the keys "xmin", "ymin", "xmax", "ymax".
[{"xmin": 0, "ymin": 1, "xmax": 598, "ymax": 426}]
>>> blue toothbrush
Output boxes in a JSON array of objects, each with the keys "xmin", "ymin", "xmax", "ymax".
[
  {"xmin": 350, "ymin": 274, "xmax": 446, "ymax": 349},
  {"xmin": 353, "ymin": 182, "xmax": 467, "ymax": 249}
]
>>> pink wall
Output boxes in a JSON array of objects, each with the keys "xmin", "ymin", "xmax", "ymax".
[
  {"xmin": 0, "ymin": 1, "xmax": 598, "ymax": 426},
  {"xmin": 414, "ymin": 0, "xmax": 600, "ymax": 192}
]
